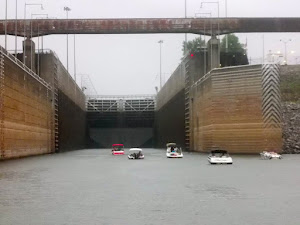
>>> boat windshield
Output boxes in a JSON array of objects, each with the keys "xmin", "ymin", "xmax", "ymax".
[
  {"xmin": 170, "ymin": 146, "xmax": 181, "ymax": 153},
  {"xmin": 113, "ymin": 146, "xmax": 124, "ymax": 151},
  {"xmin": 129, "ymin": 151, "xmax": 143, "ymax": 158},
  {"xmin": 211, "ymin": 152, "xmax": 228, "ymax": 157}
]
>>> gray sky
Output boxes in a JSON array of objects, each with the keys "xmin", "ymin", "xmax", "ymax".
[{"xmin": 1, "ymin": 0, "xmax": 300, "ymax": 95}]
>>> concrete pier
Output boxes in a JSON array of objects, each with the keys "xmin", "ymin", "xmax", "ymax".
[
  {"xmin": 207, "ymin": 36, "xmax": 220, "ymax": 71},
  {"xmin": 23, "ymin": 38, "xmax": 36, "ymax": 72}
]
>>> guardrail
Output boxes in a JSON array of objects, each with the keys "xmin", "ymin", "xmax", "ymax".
[
  {"xmin": 87, "ymin": 94, "xmax": 156, "ymax": 100},
  {"xmin": 0, "ymin": 46, "xmax": 52, "ymax": 90},
  {"xmin": 6, "ymin": 48, "xmax": 84, "ymax": 94}
]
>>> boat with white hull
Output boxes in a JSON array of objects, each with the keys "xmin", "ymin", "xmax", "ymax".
[
  {"xmin": 166, "ymin": 143, "xmax": 183, "ymax": 158},
  {"xmin": 128, "ymin": 148, "xmax": 144, "ymax": 159},
  {"xmin": 208, "ymin": 150, "xmax": 233, "ymax": 164},
  {"xmin": 260, "ymin": 151, "xmax": 282, "ymax": 160}
]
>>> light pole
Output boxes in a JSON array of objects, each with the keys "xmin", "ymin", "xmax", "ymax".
[
  {"xmin": 31, "ymin": 13, "xmax": 48, "ymax": 71},
  {"xmin": 184, "ymin": 0, "xmax": 187, "ymax": 54},
  {"xmin": 195, "ymin": 12, "xmax": 212, "ymax": 75},
  {"xmin": 200, "ymin": 1, "xmax": 220, "ymax": 66},
  {"xmin": 200, "ymin": 1, "xmax": 219, "ymax": 36},
  {"xmin": 64, "ymin": 6, "xmax": 71, "ymax": 73},
  {"xmin": 158, "ymin": 40, "xmax": 163, "ymax": 90},
  {"xmin": 225, "ymin": 0, "xmax": 228, "ymax": 52},
  {"xmin": 24, "ymin": 3, "xmax": 43, "ymax": 63},
  {"xmin": 280, "ymin": 39, "xmax": 292, "ymax": 65},
  {"xmin": 74, "ymin": 34, "xmax": 77, "ymax": 82},
  {"xmin": 33, "ymin": 14, "xmax": 48, "ymax": 53},
  {"xmin": 5, "ymin": 0, "xmax": 7, "ymax": 49},
  {"xmin": 262, "ymin": 34, "xmax": 265, "ymax": 64},
  {"xmin": 15, "ymin": 0, "xmax": 18, "ymax": 56},
  {"xmin": 31, "ymin": 14, "xmax": 48, "ymax": 75}
]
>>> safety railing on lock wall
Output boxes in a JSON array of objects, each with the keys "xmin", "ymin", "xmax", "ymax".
[{"xmin": 0, "ymin": 46, "xmax": 52, "ymax": 90}]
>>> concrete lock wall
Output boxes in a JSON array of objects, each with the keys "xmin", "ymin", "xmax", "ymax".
[
  {"xmin": 155, "ymin": 89, "xmax": 185, "ymax": 148},
  {"xmin": 155, "ymin": 62, "xmax": 186, "ymax": 148},
  {"xmin": 155, "ymin": 53, "xmax": 206, "ymax": 149},
  {"xmin": 189, "ymin": 64, "xmax": 282, "ymax": 153},
  {"xmin": 39, "ymin": 52, "xmax": 87, "ymax": 152},
  {"xmin": 0, "ymin": 48, "xmax": 53, "ymax": 160},
  {"xmin": 156, "ymin": 63, "xmax": 185, "ymax": 111}
]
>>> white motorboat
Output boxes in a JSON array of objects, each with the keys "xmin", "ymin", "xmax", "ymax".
[
  {"xmin": 260, "ymin": 151, "xmax": 282, "ymax": 160},
  {"xmin": 166, "ymin": 143, "xmax": 183, "ymax": 158},
  {"xmin": 128, "ymin": 148, "xmax": 144, "ymax": 159},
  {"xmin": 208, "ymin": 150, "xmax": 233, "ymax": 164}
]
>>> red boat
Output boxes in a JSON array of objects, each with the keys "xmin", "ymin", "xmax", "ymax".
[{"xmin": 112, "ymin": 144, "xmax": 125, "ymax": 155}]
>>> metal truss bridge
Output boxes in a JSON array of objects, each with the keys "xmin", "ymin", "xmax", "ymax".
[{"xmin": 1, "ymin": 18, "xmax": 300, "ymax": 37}]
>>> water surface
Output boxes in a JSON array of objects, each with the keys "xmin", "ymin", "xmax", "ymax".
[{"xmin": 1, "ymin": 149, "xmax": 300, "ymax": 225}]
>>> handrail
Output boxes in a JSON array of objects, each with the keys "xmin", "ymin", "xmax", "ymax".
[
  {"xmin": 7, "ymin": 48, "xmax": 83, "ymax": 94},
  {"xmin": 87, "ymin": 94, "xmax": 156, "ymax": 100},
  {"xmin": 43, "ymin": 49, "xmax": 84, "ymax": 93},
  {"xmin": 0, "ymin": 45, "xmax": 52, "ymax": 90}
]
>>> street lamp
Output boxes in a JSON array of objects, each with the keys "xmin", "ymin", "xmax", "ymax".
[
  {"xmin": 262, "ymin": 34, "xmax": 265, "ymax": 64},
  {"xmin": 31, "ymin": 14, "xmax": 48, "ymax": 75},
  {"xmin": 195, "ymin": 12, "xmax": 212, "ymax": 75},
  {"xmin": 74, "ymin": 34, "xmax": 77, "ymax": 82},
  {"xmin": 64, "ymin": 6, "xmax": 71, "ymax": 73},
  {"xmin": 225, "ymin": 0, "xmax": 228, "ymax": 51},
  {"xmin": 158, "ymin": 40, "xmax": 164, "ymax": 90},
  {"xmin": 24, "ymin": 3, "xmax": 43, "ymax": 63},
  {"xmin": 33, "ymin": 14, "xmax": 49, "ymax": 53},
  {"xmin": 200, "ymin": 1, "xmax": 220, "ymax": 67},
  {"xmin": 15, "ymin": 0, "xmax": 18, "ymax": 56},
  {"xmin": 30, "ymin": 13, "xmax": 48, "ymax": 71},
  {"xmin": 200, "ymin": 1, "xmax": 219, "ymax": 36},
  {"xmin": 184, "ymin": 0, "xmax": 187, "ymax": 54},
  {"xmin": 4, "ymin": 0, "xmax": 8, "ymax": 49},
  {"xmin": 280, "ymin": 39, "xmax": 292, "ymax": 65}
]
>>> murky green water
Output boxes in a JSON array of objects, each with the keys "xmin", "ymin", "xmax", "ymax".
[{"xmin": 1, "ymin": 149, "xmax": 300, "ymax": 225}]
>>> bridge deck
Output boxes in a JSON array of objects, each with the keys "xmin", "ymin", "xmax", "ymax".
[{"xmin": 1, "ymin": 18, "xmax": 300, "ymax": 37}]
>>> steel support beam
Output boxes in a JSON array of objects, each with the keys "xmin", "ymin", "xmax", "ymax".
[{"xmin": 1, "ymin": 18, "xmax": 300, "ymax": 37}]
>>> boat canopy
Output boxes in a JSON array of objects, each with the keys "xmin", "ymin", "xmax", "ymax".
[
  {"xmin": 129, "ymin": 148, "xmax": 142, "ymax": 152},
  {"xmin": 112, "ymin": 144, "xmax": 124, "ymax": 147},
  {"xmin": 166, "ymin": 143, "xmax": 177, "ymax": 147}
]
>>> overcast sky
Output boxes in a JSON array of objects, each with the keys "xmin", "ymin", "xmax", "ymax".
[{"xmin": 1, "ymin": 0, "xmax": 300, "ymax": 95}]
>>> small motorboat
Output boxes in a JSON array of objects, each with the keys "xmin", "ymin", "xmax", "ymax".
[
  {"xmin": 128, "ymin": 148, "xmax": 144, "ymax": 159},
  {"xmin": 260, "ymin": 151, "xmax": 282, "ymax": 160},
  {"xmin": 166, "ymin": 143, "xmax": 183, "ymax": 158},
  {"xmin": 112, "ymin": 144, "xmax": 125, "ymax": 155},
  {"xmin": 208, "ymin": 150, "xmax": 233, "ymax": 164}
]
